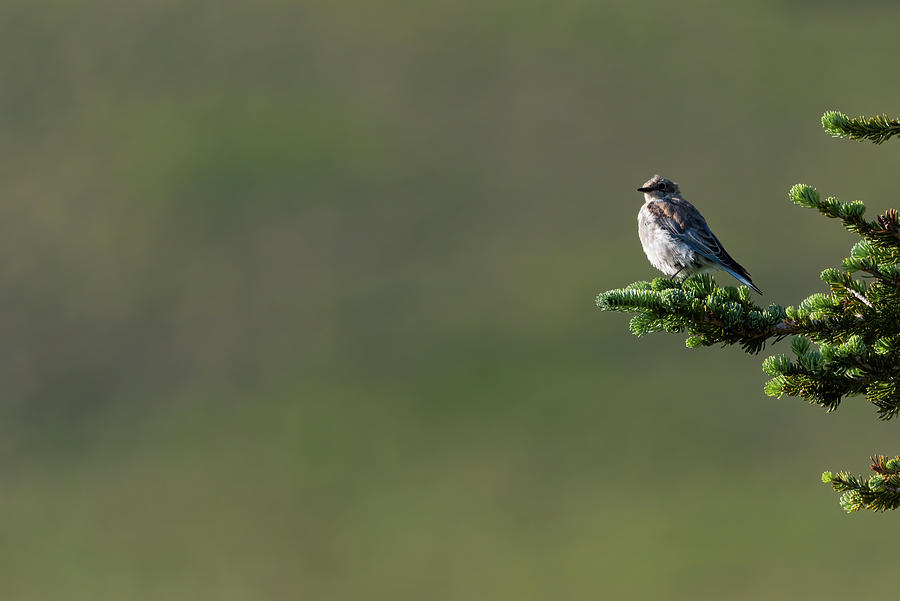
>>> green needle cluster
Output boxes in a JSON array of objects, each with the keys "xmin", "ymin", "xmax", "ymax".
[{"xmin": 822, "ymin": 110, "xmax": 900, "ymax": 144}]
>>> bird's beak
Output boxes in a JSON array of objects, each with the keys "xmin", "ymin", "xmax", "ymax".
[{"xmin": 637, "ymin": 187, "xmax": 651, "ymax": 192}]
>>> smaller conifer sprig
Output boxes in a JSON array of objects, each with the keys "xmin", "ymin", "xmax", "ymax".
[
  {"xmin": 822, "ymin": 456, "xmax": 900, "ymax": 513},
  {"xmin": 822, "ymin": 110, "xmax": 900, "ymax": 144},
  {"xmin": 790, "ymin": 183, "xmax": 900, "ymax": 249}
]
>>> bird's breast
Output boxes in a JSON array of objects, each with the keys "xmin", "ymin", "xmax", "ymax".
[{"xmin": 637, "ymin": 203, "xmax": 695, "ymax": 276}]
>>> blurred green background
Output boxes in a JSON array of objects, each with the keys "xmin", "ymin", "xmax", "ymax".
[{"xmin": 0, "ymin": 1, "xmax": 898, "ymax": 599}]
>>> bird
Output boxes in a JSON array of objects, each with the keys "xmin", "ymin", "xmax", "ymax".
[{"xmin": 636, "ymin": 174, "xmax": 762, "ymax": 294}]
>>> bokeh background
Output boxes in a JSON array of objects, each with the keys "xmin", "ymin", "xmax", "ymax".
[{"xmin": 0, "ymin": 1, "xmax": 897, "ymax": 599}]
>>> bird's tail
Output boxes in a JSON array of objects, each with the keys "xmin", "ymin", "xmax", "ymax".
[{"xmin": 722, "ymin": 265, "xmax": 762, "ymax": 294}]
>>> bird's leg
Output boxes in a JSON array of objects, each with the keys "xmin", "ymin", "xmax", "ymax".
[{"xmin": 669, "ymin": 265, "xmax": 687, "ymax": 281}]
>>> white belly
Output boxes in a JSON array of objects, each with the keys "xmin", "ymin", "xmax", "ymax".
[{"xmin": 637, "ymin": 205, "xmax": 700, "ymax": 277}]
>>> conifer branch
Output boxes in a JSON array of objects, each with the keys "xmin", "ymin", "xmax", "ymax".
[
  {"xmin": 596, "ymin": 275, "xmax": 794, "ymax": 354},
  {"xmin": 822, "ymin": 110, "xmax": 900, "ymax": 144},
  {"xmin": 822, "ymin": 456, "xmax": 900, "ymax": 513}
]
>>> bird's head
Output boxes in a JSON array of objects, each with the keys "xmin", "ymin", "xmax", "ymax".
[{"xmin": 638, "ymin": 175, "xmax": 679, "ymax": 199}]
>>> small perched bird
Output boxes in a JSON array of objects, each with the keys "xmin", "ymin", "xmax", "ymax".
[{"xmin": 636, "ymin": 174, "xmax": 762, "ymax": 294}]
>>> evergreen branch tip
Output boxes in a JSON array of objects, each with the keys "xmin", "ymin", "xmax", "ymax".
[{"xmin": 822, "ymin": 110, "xmax": 900, "ymax": 144}]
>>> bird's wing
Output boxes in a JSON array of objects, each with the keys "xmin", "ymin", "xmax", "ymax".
[
  {"xmin": 650, "ymin": 198, "xmax": 729, "ymax": 263},
  {"xmin": 684, "ymin": 223, "xmax": 729, "ymax": 263},
  {"xmin": 647, "ymin": 197, "xmax": 761, "ymax": 293}
]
